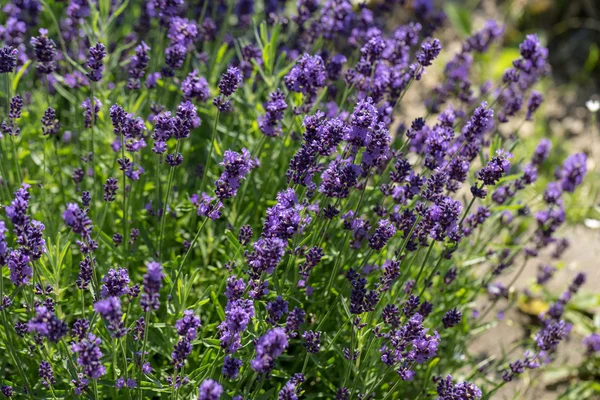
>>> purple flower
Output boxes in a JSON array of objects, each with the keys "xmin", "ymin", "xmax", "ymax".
[
  {"xmin": 168, "ymin": 17, "xmax": 198, "ymax": 48},
  {"xmin": 284, "ymin": 54, "xmax": 327, "ymax": 96},
  {"xmin": 285, "ymin": 307, "xmax": 306, "ymax": 338},
  {"xmin": 40, "ymin": 107, "xmax": 59, "ymax": 137},
  {"xmin": 536, "ymin": 320, "xmax": 570, "ymax": 351},
  {"xmin": 218, "ymin": 298, "xmax": 255, "ymax": 354},
  {"xmin": 369, "ymin": 219, "xmax": 396, "ymax": 251},
  {"xmin": 345, "ymin": 97, "xmax": 378, "ymax": 147},
  {"xmin": 477, "ymin": 150, "xmax": 512, "ymax": 185},
  {"xmin": 436, "ymin": 375, "xmax": 482, "ymax": 400},
  {"xmin": 1, "ymin": 386, "xmax": 13, "ymax": 397},
  {"xmin": 442, "ymin": 308, "xmax": 462, "ymax": 328},
  {"xmin": 215, "ymin": 149, "xmax": 256, "ymax": 200},
  {"xmin": 557, "ymin": 153, "xmax": 587, "ymax": 193},
  {"xmin": 0, "ymin": 46, "xmax": 18, "ymax": 73},
  {"xmin": 403, "ymin": 295, "xmax": 421, "ymax": 317},
  {"xmin": 417, "ymin": 37, "xmax": 442, "ymax": 67},
  {"xmin": 63, "ymin": 203, "xmax": 93, "ymax": 238},
  {"xmin": 142, "ymin": 362, "xmax": 153, "ymax": 374},
  {"xmin": 82, "ymin": 97, "xmax": 101, "ymax": 128},
  {"xmin": 526, "ymin": 91, "xmax": 543, "ymax": 120},
  {"xmin": 514, "ymin": 34, "xmax": 548, "ymax": 75},
  {"xmin": 1, "ymin": 95, "xmax": 23, "ymax": 137},
  {"xmin": 543, "ymin": 182, "xmax": 562, "ymax": 204},
  {"xmin": 251, "ymin": 328, "xmax": 289, "ymax": 373},
  {"xmin": 128, "ymin": 41, "xmax": 150, "ymax": 90},
  {"xmin": 532, "ymin": 138, "xmax": 552, "ymax": 165},
  {"xmin": 172, "ymin": 100, "xmax": 198, "ymax": 139},
  {"xmin": 172, "ymin": 338, "xmax": 192, "ymax": 369},
  {"xmin": 94, "ymin": 297, "xmax": 126, "ymax": 337},
  {"xmin": 262, "ymin": 189, "xmax": 309, "ymax": 240},
  {"xmin": 103, "ymin": 177, "xmax": 118, "ymax": 202},
  {"xmin": 198, "ymin": 379, "xmax": 222, "ymax": 400},
  {"xmin": 7, "ymin": 250, "xmax": 32, "ymax": 286},
  {"xmin": 278, "ymin": 374, "xmax": 304, "ymax": 400},
  {"xmin": 86, "ymin": 42, "xmax": 106, "ymax": 82},
  {"xmin": 27, "ymin": 306, "xmax": 68, "ymax": 342},
  {"xmin": 39, "ymin": 361, "xmax": 55, "ymax": 387},
  {"xmin": 362, "ymin": 122, "xmax": 391, "ymax": 168},
  {"xmin": 181, "ymin": 70, "xmax": 210, "ymax": 102},
  {"xmin": 30, "ymin": 29, "xmax": 56, "ymax": 74},
  {"xmin": 302, "ymin": 330, "xmax": 322, "ymax": 354},
  {"xmin": 463, "ymin": 20, "xmax": 504, "ymax": 53},
  {"xmin": 194, "ymin": 193, "xmax": 224, "ymax": 220},
  {"xmin": 72, "ymin": 319, "xmax": 89, "ymax": 340},
  {"xmin": 163, "ymin": 43, "xmax": 187, "ymax": 76},
  {"xmin": 536, "ymin": 265, "xmax": 556, "ymax": 285},
  {"xmin": 238, "ymin": 225, "xmax": 253, "ymax": 246},
  {"xmin": 259, "ymin": 90, "xmax": 288, "ymax": 137},
  {"xmin": 0, "ymin": 221, "xmax": 7, "ymax": 266},
  {"xmin": 141, "ymin": 261, "xmax": 164, "ymax": 312},
  {"xmin": 175, "ymin": 310, "xmax": 202, "ymax": 340},
  {"xmin": 222, "ymin": 356, "xmax": 242, "ymax": 379},
  {"xmin": 218, "ymin": 66, "xmax": 243, "ymax": 97},
  {"xmin": 71, "ymin": 334, "xmax": 106, "ymax": 379},
  {"xmin": 101, "ymin": 268, "xmax": 130, "ymax": 298},
  {"xmin": 266, "ymin": 296, "xmax": 289, "ymax": 325},
  {"xmin": 583, "ymin": 333, "xmax": 600, "ymax": 356}
]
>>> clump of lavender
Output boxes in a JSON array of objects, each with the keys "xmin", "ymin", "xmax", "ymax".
[{"xmin": 0, "ymin": 5, "xmax": 592, "ymax": 400}]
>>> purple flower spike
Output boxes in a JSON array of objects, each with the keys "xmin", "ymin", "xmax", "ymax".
[
  {"xmin": 86, "ymin": 42, "xmax": 106, "ymax": 82},
  {"xmin": 218, "ymin": 66, "xmax": 243, "ymax": 97},
  {"xmin": 251, "ymin": 327, "xmax": 288, "ymax": 373},
  {"xmin": 198, "ymin": 379, "xmax": 222, "ymax": 400},
  {"xmin": 71, "ymin": 333, "xmax": 106, "ymax": 379},
  {"xmin": 0, "ymin": 46, "xmax": 18, "ymax": 73},
  {"xmin": 30, "ymin": 29, "xmax": 57, "ymax": 74},
  {"xmin": 141, "ymin": 261, "xmax": 164, "ymax": 312},
  {"xmin": 284, "ymin": 54, "xmax": 327, "ymax": 96},
  {"xmin": 557, "ymin": 153, "xmax": 587, "ymax": 193},
  {"xmin": 215, "ymin": 148, "xmax": 256, "ymax": 200},
  {"xmin": 477, "ymin": 150, "xmax": 512, "ymax": 186}
]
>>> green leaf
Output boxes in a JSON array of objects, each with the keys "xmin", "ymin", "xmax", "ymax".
[
  {"xmin": 444, "ymin": 3, "xmax": 472, "ymax": 37},
  {"xmin": 584, "ymin": 43, "xmax": 599, "ymax": 73},
  {"xmin": 12, "ymin": 61, "xmax": 31, "ymax": 92},
  {"xmin": 210, "ymin": 291, "xmax": 225, "ymax": 321},
  {"xmin": 52, "ymin": 81, "xmax": 77, "ymax": 104}
]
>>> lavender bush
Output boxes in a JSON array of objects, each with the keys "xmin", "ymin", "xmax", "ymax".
[{"xmin": 0, "ymin": 1, "xmax": 596, "ymax": 399}]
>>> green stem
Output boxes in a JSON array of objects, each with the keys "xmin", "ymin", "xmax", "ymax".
[
  {"xmin": 158, "ymin": 142, "xmax": 181, "ymax": 259},
  {"xmin": 168, "ymin": 217, "xmax": 209, "ymax": 298},
  {"xmin": 408, "ymin": 240, "xmax": 435, "ymax": 297},
  {"xmin": 137, "ymin": 309, "xmax": 151, "ymax": 400},
  {"xmin": 199, "ymin": 110, "xmax": 220, "ymax": 194}
]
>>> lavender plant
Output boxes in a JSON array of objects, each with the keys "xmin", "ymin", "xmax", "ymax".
[{"xmin": 0, "ymin": 1, "xmax": 596, "ymax": 399}]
